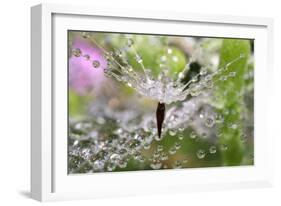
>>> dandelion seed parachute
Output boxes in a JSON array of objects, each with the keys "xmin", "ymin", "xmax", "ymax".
[{"xmin": 73, "ymin": 33, "xmax": 245, "ymax": 140}]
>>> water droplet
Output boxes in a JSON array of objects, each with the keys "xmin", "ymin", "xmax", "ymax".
[
  {"xmin": 191, "ymin": 76, "xmax": 198, "ymax": 82},
  {"xmin": 118, "ymin": 148, "xmax": 127, "ymax": 156},
  {"xmin": 173, "ymin": 160, "xmax": 182, "ymax": 169},
  {"xmin": 83, "ymin": 54, "xmax": 90, "ymax": 60},
  {"xmin": 118, "ymin": 159, "xmax": 127, "ymax": 168},
  {"xmin": 200, "ymin": 68, "xmax": 207, "ymax": 75},
  {"xmin": 221, "ymin": 143, "xmax": 228, "ymax": 151},
  {"xmin": 219, "ymin": 76, "xmax": 227, "ymax": 81},
  {"xmin": 127, "ymin": 38, "xmax": 134, "ymax": 47},
  {"xmin": 178, "ymin": 72, "xmax": 185, "ymax": 79},
  {"xmin": 110, "ymin": 153, "xmax": 121, "ymax": 165},
  {"xmin": 216, "ymin": 131, "xmax": 223, "ymax": 137},
  {"xmin": 190, "ymin": 87, "xmax": 200, "ymax": 96},
  {"xmin": 250, "ymin": 154, "xmax": 254, "ymax": 161},
  {"xmin": 114, "ymin": 49, "xmax": 122, "ymax": 57},
  {"xmin": 229, "ymin": 72, "xmax": 236, "ymax": 77},
  {"xmin": 169, "ymin": 129, "xmax": 177, "ymax": 136},
  {"xmin": 135, "ymin": 54, "xmax": 143, "ymax": 63},
  {"xmin": 73, "ymin": 140, "xmax": 79, "ymax": 146},
  {"xmin": 92, "ymin": 60, "xmax": 101, "ymax": 68},
  {"xmin": 103, "ymin": 68, "xmax": 111, "ymax": 77},
  {"xmin": 215, "ymin": 114, "xmax": 224, "ymax": 123},
  {"xmin": 205, "ymin": 117, "xmax": 215, "ymax": 128},
  {"xmin": 196, "ymin": 149, "xmax": 206, "ymax": 159},
  {"xmin": 72, "ymin": 48, "xmax": 82, "ymax": 57},
  {"xmin": 201, "ymin": 132, "xmax": 207, "ymax": 139},
  {"xmin": 175, "ymin": 142, "xmax": 181, "ymax": 150},
  {"xmin": 143, "ymin": 142, "xmax": 151, "ymax": 150},
  {"xmin": 93, "ymin": 160, "xmax": 105, "ymax": 171},
  {"xmin": 190, "ymin": 132, "xmax": 197, "ymax": 139},
  {"xmin": 107, "ymin": 162, "xmax": 116, "ymax": 171},
  {"xmin": 172, "ymin": 56, "xmax": 178, "ymax": 62},
  {"xmin": 209, "ymin": 145, "xmax": 217, "ymax": 154},
  {"xmin": 82, "ymin": 32, "xmax": 90, "ymax": 38},
  {"xmin": 167, "ymin": 48, "xmax": 173, "ymax": 54},
  {"xmin": 153, "ymin": 150, "xmax": 161, "ymax": 158},
  {"xmin": 150, "ymin": 161, "xmax": 162, "ymax": 170},
  {"xmin": 178, "ymin": 126, "xmax": 185, "ymax": 132},
  {"xmin": 138, "ymin": 156, "xmax": 145, "ymax": 163},
  {"xmin": 241, "ymin": 134, "xmax": 247, "ymax": 143},
  {"xmin": 230, "ymin": 123, "xmax": 238, "ymax": 130},
  {"xmin": 169, "ymin": 146, "xmax": 177, "ymax": 155},
  {"xmin": 154, "ymin": 135, "xmax": 163, "ymax": 141},
  {"xmin": 178, "ymin": 134, "xmax": 184, "ymax": 140},
  {"xmin": 157, "ymin": 145, "xmax": 164, "ymax": 152},
  {"xmin": 160, "ymin": 55, "xmax": 167, "ymax": 62},
  {"xmin": 205, "ymin": 80, "xmax": 213, "ymax": 89},
  {"xmin": 160, "ymin": 152, "xmax": 168, "ymax": 161}
]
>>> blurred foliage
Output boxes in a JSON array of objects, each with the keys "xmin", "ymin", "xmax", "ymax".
[{"xmin": 216, "ymin": 39, "xmax": 251, "ymax": 165}]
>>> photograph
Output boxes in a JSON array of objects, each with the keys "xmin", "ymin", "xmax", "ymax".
[{"xmin": 67, "ymin": 31, "xmax": 254, "ymax": 174}]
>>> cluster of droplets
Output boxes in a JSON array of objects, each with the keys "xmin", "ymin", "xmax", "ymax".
[
  {"xmin": 71, "ymin": 32, "xmax": 244, "ymax": 105},
  {"xmin": 68, "ymin": 90, "xmax": 252, "ymax": 173},
  {"xmin": 71, "ymin": 47, "xmax": 101, "ymax": 69}
]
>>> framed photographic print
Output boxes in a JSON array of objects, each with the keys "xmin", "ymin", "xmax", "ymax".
[{"xmin": 31, "ymin": 3, "xmax": 274, "ymax": 201}]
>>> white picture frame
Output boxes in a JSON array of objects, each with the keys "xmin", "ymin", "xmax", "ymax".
[{"xmin": 31, "ymin": 3, "xmax": 274, "ymax": 202}]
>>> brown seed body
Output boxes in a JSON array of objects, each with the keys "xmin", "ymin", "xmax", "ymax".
[{"xmin": 156, "ymin": 102, "xmax": 166, "ymax": 139}]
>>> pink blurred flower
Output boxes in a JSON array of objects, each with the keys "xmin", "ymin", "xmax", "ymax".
[{"xmin": 69, "ymin": 37, "xmax": 107, "ymax": 95}]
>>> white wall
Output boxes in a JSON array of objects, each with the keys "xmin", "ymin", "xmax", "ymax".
[{"xmin": 0, "ymin": 0, "xmax": 280, "ymax": 205}]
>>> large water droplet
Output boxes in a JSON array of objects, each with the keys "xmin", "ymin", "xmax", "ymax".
[
  {"xmin": 72, "ymin": 48, "xmax": 82, "ymax": 57},
  {"xmin": 190, "ymin": 131, "xmax": 197, "ymax": 139},
  {"xmin": 196, "ymin": 149, "xmax": 206, "ymax": 159},
  {"xmin": 209, "ymin": 145, "xmax": 217, "ymax": 154},
  {"xmin": 178, "ymin": 134, "xmax": 184, "ymax": 140},
  {"xmin": 127, "ymin": 38, "xmax": 134, "ymax": 47},
  {"xmin": 150, "ymin": 161, "xmax": 162, "ymax": 170},
  {"xmin": 154, "ymin": 135, "xmax": 163, "ymax": 141},
  {"xmin": 169, "ymin": 129, "xmax": 177, "ymax": 136},
  {"xmin": 173, "ymin": 160, "xmax": 182, "ymax": 169},
  {"xmin": 175, "ymin": 142, "xmax": 181, "ymax": 150},
  {"xmin": 205, "ymin": 117, "xmax": 215, "ymax": 128},
  {"xmin": 92, "ymin": 60, "xmax": 101, "ymax": 68},
  {"xmin": 169, "ymin": 146, "xmax": 177, "ymax": 155},
  {"xmin": 107, "ymin": 162, "xmax": 116, "ymax": 172},
  {"xmin": 157, "ymin": 145, "xmax": 164, "ymax": 152},
  {"xmin": 82, "ymin": 32, "xmax": 90, "ymax": 39}
]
